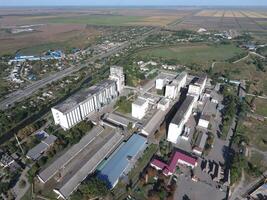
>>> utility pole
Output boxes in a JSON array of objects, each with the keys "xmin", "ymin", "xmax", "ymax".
[{"xmin": 15, "ymin": 134, "xmax": 24, "ymax": 155}]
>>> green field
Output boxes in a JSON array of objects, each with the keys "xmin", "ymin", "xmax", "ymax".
[
  {"xmin": 252, "ymin": 97, "xmax": 267, "ymax": 117},
  {"xmin": 237, "ymin": 117, "xmax": 267, "ymax": 151},
  {"xmin": 135, "ymin": 43, "xmax": 245, "ymax": 67},
  {"xmin": 214, "ymin": 56, "xmax": 267, "ymax": 95},
  {"xmin": 41, "ymin": 15, "xmax": 146, "ymax": 26}
]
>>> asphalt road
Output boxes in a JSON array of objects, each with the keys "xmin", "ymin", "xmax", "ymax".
[
  {"xmin": 0, "ymin": 10, "xmax": 199, "ymax": 111},
  {"xmin": 0, "ymin": 28, "xmax": 158, "ymax": 110},
  {"xmin": 0, "ymin": 10, "xmax": 198, "ymax": 111}
]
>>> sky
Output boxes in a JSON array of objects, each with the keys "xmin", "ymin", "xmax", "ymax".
[{"xmin": 0, "ymin": 0, "xmax": 267, "ymax": 7}]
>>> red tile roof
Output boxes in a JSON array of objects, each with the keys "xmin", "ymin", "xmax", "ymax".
[{"xmin": 150, "ymin": 150, "xmax": 197, "ymax": 175}]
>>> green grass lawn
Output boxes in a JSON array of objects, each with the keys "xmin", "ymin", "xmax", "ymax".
[
  {"xmin": 41, "ymin": 15, "xmax": 146, "ymax": 26},
  {"xmin": 214, "ymin": 56, "xmax": 267, "ymax": 95},
  {"xmin": 114, "ymin": 96, "xmax": 132, "ymax": 114},
  {"xmin": 135, "ymin": 43, "xmax": 244, "ymax": 67},
  {"xmin": 252, "ymin": 98, "xmax": 267, "ymax": 117},
  {"xmin": 249, "ymin": 150, "xmax": 267, "ymax": 173},
  {"xmin": 237, "ymin": 117, "xmax": 267, "ymax": 151},
  {"xmin": 128, "ymin": 144, "xmax": 158, "ymax": 182},
  {"xmin": 21, "ymin": 187, "xmax": 32, "ymax": 200}
]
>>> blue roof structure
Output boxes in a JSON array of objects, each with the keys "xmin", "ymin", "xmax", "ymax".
[{"xmin": 98, "ymin": 134, "xmax": 147, "ymax": 189}]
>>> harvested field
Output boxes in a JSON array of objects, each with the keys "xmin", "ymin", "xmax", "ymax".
[
  {"xmin": 0, "ymin": 8, "xmax": 193, "ymax": 54},
  {"xmin": 173, "ymin": 11, "xmax": 267, "ymax": 31},
  {"xmin": 213, "ymin": 10, "xmax": 225, "ymax": 17},
  {"xmin": 194, "ymin": 10, "xmax": 218, "ymax": 17},
  {"xmin": 0, "ymin": 24, "xmax": 101, "ymax": 55},
  {"xmin": 242, "ymin": 11, "xmax": 267, "ymax": 19},
  {"xmin": 224, "ymin": 11, "xmax": 235, "ymax": 18}
]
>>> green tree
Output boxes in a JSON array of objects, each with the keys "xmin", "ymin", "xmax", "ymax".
[{"xmin": 78, "ymin": 177, "xmax": 109, "ymax": 198}]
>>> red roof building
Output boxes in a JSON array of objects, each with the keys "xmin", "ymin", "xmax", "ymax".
[{"xmin": 150, "ymin": 150, "xmax": 198, "ymax": 176}]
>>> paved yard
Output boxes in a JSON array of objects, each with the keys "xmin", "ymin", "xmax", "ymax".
[{"xmin": 174, "ymin": 174, "xmax": 226, "ymax": 200}]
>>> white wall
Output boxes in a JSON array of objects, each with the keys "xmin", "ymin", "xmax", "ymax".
[
  {"xmin": 156, "ymin": 79, "xmax": 165, "ymax": 90},
  {"xmin": 132, "ymin": 101, "xmax": 148, "ymax": 120},
  {"xmin": 167, "ymin": 123, "xmax": 183, "ymax": 143},
  {"xmin": 198, "ymin": 119, "xmax": 209, "ymax": 129},
  {"xmin": 188, "ymin": 84, "xmax": 201, "ymax": 96},
  {"xmin": 167, "ymin": 95, "xmax": 197, "ymax": 144},
  {"xmin": 165, "ymin": 85, "xmax": 177, "ymax": 99}
]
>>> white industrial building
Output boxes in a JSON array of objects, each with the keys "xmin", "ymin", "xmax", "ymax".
[
  {"xmin": 109, "ymin": 66, "xmax": 125, "ymax": 93},
  {"xmin": 157, "ymin": 98, "xmax": 170, "ymax": 111},
  {"xmin": 52, "ymin": 66, "xmax": 124, "ymax": 130},
  {"xmin": 165, "ymin": 84, "xmax": 178, "ymax": 99},
  {"xmin": 167, "ymin": 95, "xmax": 197, "ymax": 144},
  {"xmin": 165, "ymin": 71, "xmax": 187, "ymax": 99},
  {"xmin": 198, "ymin": 115, "xmax": 210, "ymax": 129},
  {"xmin": 52, "ymin": 79, "xmax": 118, "ymax": 130},
  {"xmin": 188, "ymin": 75, "xmax": 207, "ymax": 97},
  {"xmin": 156, "ymin": 78, "xmax": 166, "ymax": 90},
  {"xmin": 132, "ymin": 97, "xmax": 149, "ymax": 120}
]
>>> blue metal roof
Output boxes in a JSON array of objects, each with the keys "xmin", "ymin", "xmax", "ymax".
[{"xmin": 97, "ymin": 134, "xmax": 147, "ymax": 188}]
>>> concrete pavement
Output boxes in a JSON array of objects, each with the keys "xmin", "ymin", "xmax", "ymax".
[{"xmin": 12, "ymin": 166, "xmax": 31, "ymax": 200}]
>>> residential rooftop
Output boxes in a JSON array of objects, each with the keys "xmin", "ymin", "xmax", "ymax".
[{"xmin": 26, "ymin": 135, "xmax": 57, "ymax": 161}]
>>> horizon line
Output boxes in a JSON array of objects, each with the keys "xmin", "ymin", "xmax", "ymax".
[{"xmin": 1, "ymin": 5, "xmax": 267, "ymax": 8}]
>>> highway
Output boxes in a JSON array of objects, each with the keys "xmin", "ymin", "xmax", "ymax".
[
  {"xmin": 0, "ymin": 28, "xmax": 157, "ymax": 110},
  {"xmin": 0, "ymin": 10, "xmax": 196, "ymax": 110}
]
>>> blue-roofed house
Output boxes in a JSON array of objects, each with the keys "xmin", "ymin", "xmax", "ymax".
[{"xmin": 97, "ymin": 134, "xmax": 147, "ymax": 189}]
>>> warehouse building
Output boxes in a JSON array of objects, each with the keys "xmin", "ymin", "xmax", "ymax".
[
  {"xmin": 102, "ymin": 113, "xmax": 133, "ymax": 129},
  {"xmin": 132, "ymin": 97, "xmax": 149, "ymax": 120},
  {"xmin": 38, "ymin": 126, "xmax": 104, "ymax": 183},
  {"xmin": 98, "ymin": 134, "xmax": 147, "ymax": 189},
  {"xmin": 192, "ymin": 132, "xmax": 208, "ymax": 156},
  {"xmin": 142, "ymin": 110, "xmax": 165, "ymax": 136},
  {"xmin": 167, "ymin": 95, "xmax": 197, "ymax": 144},
  {"xmin": 53, "ymin": 130, "xmax": 123, "ymax": 199}
]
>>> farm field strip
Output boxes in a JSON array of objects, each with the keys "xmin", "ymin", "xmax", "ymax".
[
  {"xmin": 224, "ymin": 11, "xmax": 235, "ymax": 18},
  {"xmin": 214, "ymin": 10, "xmax": 225, "ymax": 17},
  {"xmin": 241, "ymin": 11, "xmax": 266, "ymax": 30},
  {"xmin": 232, "ymin": 11, "xmax": 242, "ymax": 29},
  {"xmin": 244, "ymin": 11, "xmax": 267, "ymax": 19}
]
